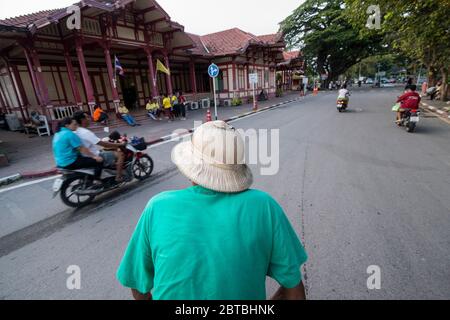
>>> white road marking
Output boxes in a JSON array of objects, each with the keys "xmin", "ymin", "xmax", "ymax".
[{"xmin": 0, "ymin": 175, "xmax": 62, "ymax": 194}]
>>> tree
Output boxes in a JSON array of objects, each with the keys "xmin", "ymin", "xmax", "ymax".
[
  {"xmin": 280, "ymin": 0, "xmax": 385, "ymax": 87},
  {"xmin": 345, "ymin": 0, "xmax": 450, "ymax": 100}
]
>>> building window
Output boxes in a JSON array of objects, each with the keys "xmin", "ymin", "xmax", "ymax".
[
  {"xmin": 258, "ymin": 70, "xmax": 263, "ymax": 89},
  {"xmin": 218, "ymin": 69, "xmax": 228, "ymax": 92},
  {"xmin": 239, "ymin": 69, "xmax": 245, "ymax": 90},
  {"xmin": 264, "ymin": 70, "xmax": 269, "ymax": 88}
]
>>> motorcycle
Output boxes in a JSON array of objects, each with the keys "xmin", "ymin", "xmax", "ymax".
[
  {"xmin": 337, "ymin": 99, "xmax": 348, "ymax": 112},
  {"xmin": 398, "ymin": 109, "xmax": 420, "ymax": 133},
  {"xmin": 53, "ymin": 137, "xmax": 154, "ymax": 208}
]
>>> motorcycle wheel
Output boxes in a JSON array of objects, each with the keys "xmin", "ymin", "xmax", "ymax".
[
  {"xmin": 132, "ymin": 155, "xmax": 154, "ymax": 180},
  {"xmin": 406, "ymin": 122, "xmax": 416, "ymax": 133},
  {"xmin": 60, "ymin": 175, "xmax": 96, "ymax": 208}
]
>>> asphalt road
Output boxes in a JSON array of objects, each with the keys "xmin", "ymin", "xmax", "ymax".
[{"xmin": 1, "ymin": 88, "xmax": 449, "ymax": 300}]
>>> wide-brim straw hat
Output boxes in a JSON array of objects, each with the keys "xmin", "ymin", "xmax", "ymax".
[{"xmin": 171, "ymin": 120, "xmax": 253, "ymax": 193}]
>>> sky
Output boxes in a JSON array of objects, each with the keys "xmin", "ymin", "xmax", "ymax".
[{"xmin": 0, "ymin": 0, "xmax": 303, "ymax": 35}]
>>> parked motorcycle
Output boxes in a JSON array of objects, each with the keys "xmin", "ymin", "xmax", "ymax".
[
  {"xmin": 398, "ymin": 109, "xmax": 420, "ymax": 133},
  {"xmin": 53, "ymin": 137, "xmax": 154, "ymax": 208}
]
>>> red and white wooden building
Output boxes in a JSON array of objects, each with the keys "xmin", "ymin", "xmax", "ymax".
[{"xmin": 0, "ymin": 0, "xmax": 301, "ymax": 127}]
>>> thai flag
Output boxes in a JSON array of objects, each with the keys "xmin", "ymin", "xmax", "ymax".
[{"xmin": 115, "ymin": 55, "xmax": 124, "ymax": 76}]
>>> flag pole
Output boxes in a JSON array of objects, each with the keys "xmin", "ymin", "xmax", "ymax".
[{"xmin": 113, "ymin": 54, "xmax": 117, "ymax": 89}]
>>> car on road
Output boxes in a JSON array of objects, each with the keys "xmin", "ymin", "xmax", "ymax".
[{"xmin": 365, "ymin": 78, "xmax": 374, "ymax": 84}]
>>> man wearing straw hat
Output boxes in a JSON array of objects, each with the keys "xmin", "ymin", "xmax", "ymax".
[{"xmin": 117, "ymin": 121, "xmax": 308, "ymax": 300}]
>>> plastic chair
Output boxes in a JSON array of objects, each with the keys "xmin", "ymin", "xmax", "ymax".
[{"xmin": 36, "ymin": 115, "xmax": 51, "ymax": 137}]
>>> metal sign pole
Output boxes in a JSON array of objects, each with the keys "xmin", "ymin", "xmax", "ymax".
[
  {"xmin": 213, "ymin": 77, "xmax": 218, "ymax": 120},
  {"xmin": 253, "ymin": 81, "xmax": 256, "ymax": 108}
]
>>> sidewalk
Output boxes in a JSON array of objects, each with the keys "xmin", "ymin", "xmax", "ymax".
[
  {"xmin": 0, "ymin": 92, "xmax": 304, "ymax": 186},
  {"xmin": 420, "ymin": 96, "xmax": 450, "ymax": 119}
]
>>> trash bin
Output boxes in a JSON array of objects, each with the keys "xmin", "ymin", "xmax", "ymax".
[{"xmin": 5, "ymin": 113, "xmax": 23, "ymax": 131}]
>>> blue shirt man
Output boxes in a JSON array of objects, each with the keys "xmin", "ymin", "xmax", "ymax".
[{"xmin": 52, "ymin": 127, "xmax": 82, "ymax": 167}]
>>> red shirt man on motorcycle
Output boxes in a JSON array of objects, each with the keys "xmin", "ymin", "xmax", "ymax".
[{"xmin": 396, "ymin": 84, "xmax": 421, "ymax": 124}]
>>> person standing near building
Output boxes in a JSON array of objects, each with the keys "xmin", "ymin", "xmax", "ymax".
[
  {"xmin": 162, "ymin": 94, "xmax": 174, "ymax": 122},
  {"xmin": 177, "ymin": 91, "xmax": 187, "ymax": 121},
  {"xmin": 170, "ymin": 92, "xmax": 179, "ymax": 118},
  {"xmin": 116, "ymin": 120, "xmax": 308, "ymax": 300},
  {"xmin": 421, "ymin": 81, "xmax": 428, "ymax": 96}
]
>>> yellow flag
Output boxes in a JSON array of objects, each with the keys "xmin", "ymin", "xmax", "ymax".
[{"xmin": 156, "ymin": 59, "xmax": 170, "ymax": 76}]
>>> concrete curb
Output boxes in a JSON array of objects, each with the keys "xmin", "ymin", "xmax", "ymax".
[
  {"xmin": 0, "ymin": 173, "xmax": 22, "ymax": 187},
  {"xmin": 145, "ymin": 96, "xmax": 304, "ymax": 146},
  {"xmin": 21, "ymin": 168, "xmax": 59, "ymax": 179},
  {"xmin": 0, "ymin": 95, "xmax": 305, "ymax": 187},
  {"xmin": 421, "ymin": 102, "xmax": 450, "ymax": 119}
]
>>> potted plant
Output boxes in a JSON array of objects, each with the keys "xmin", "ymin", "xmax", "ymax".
[
  {"xmin": 231, "ymin": 97, "xmax": 242, "ymax": 106},
  {"xmin": 276, "ymin": 88, "xmax": 283, "ymax": 97}
]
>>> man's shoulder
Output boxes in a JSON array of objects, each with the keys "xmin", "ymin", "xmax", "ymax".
[
  {"xmin": 239, "ymin": 189, "xmax": 275, "ymax": 202},
  {"xmin": 76, "ymin": 127, "xmax": 99, "ymax": 139},
  {"xmin": 148, "ymin": 189, "xmax": 190, "ymax": 206},
  {"xmin": 148, "ymin": 188, "xmax": 276, "ymax": 204}
]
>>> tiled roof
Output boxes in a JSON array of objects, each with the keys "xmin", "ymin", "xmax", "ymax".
[
  {"xmin": 283, "ymin": 51, "xmax": 301, "ymax": 61},
  {"xmin": 257, "ymin": 33, "xmax": 283, "ymax": 44},
  {"xmin": 186, "ymin": 33, "xmax": 210, "ymax": 56},
  {"xmin": 199, "ymin": 28, "xmax": 283, "ymax": 57},
  {"xmin": 200, "ymin": 28, "xmax": 256, "ymax": 56},
  {"xmin": 0, "ymin": 9, "xmax": 61, "ymax": 28}
]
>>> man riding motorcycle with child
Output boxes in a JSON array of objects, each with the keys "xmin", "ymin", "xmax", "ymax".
[{"xmin": 395, "ymin": 84, "xmax": 421, "ymax": 125}]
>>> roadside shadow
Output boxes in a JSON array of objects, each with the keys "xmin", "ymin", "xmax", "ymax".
[
  {"xmin": 342, "ymin": 108, "xmax": 364, "ymax": 113},
  {"xmin": 413, "ymin": 124, "xmax": 450, "ymax": 135}
]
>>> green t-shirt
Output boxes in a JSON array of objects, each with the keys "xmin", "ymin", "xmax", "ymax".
[{"xmin": 116, "ymin": 186, "xmax": 307, "ymax": 300}]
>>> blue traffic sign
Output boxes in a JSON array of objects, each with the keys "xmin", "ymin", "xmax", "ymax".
[{"xmin": 208, "ymin": 63, "xmax": 220, "ymax": 78}]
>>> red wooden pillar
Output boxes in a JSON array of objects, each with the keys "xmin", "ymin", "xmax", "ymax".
[
  {"xmin": 189, "ymin": 59, "xmax": 197, "ymax": 97},
  {"xmin": 5, "ymin": 61, "xmax": 27, "ymax": 121},
  {"xmin": 104, "ymin": 47, "xmax": 120, "ymax": 112},
  {"xmin": 23, "ymin": 47, "xmax": 42, "ymax": 106},
  {"xmin": 23, "ymin": 47, "xmax": 51, "ymax": 116},
  {"xmin": 0, "ymin": 84, "xmax": 8, "ymax": 113},
  {"xmin": 246, "ymin": 63, "xmax": 250, "ymax": 92},
  {"xmin": 63, "ymin": 48, "xmax": 82, "ymax": 106},
  {"xmin": 164, "ymin": 53, "xmax": 173, "ymax": 96},
  {"xmin": 30, "ymin": 50, "xmax": 51, "ymax": 108},
  {"xmin": 75, "ymin": 38, "xmax": 96, "ymax": 114},
  {"xmin": 145, "ymin": 48, "xmax": 158, "ymax": 98}
]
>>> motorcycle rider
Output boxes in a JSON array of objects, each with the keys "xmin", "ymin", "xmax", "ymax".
[
  {"xmin": 337, "ymin": 84, "xmax": 350, "ymax": 107},
  {"xmin": 72, "ymin": 111, "xmax": 126, "ymax": 183},
  {"xmin": 396, "ymin": 84, "xmax": 421, "ymax": 125},
  {"xmin": 52, "ymin": 117, "xmax": 103, "ymax": 178}
]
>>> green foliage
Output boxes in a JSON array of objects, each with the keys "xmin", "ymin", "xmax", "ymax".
[
  {"xmin": 346, "ymin": 53, "xmax": 411, "ymax": 79},
  {"xmin": 280, "ymin": 0, "xmax": 385, "ymax": 83},
  {"xmin": 231, "ymin": 97, "xmax": 242, "ymax": 106},
  {"xmin": 345, "ymin": 0, "xmax": 450, "ymax": 99},
  {"xmin": 276, "ymin": 88, "xmax": 283, "ymax": 97}
]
